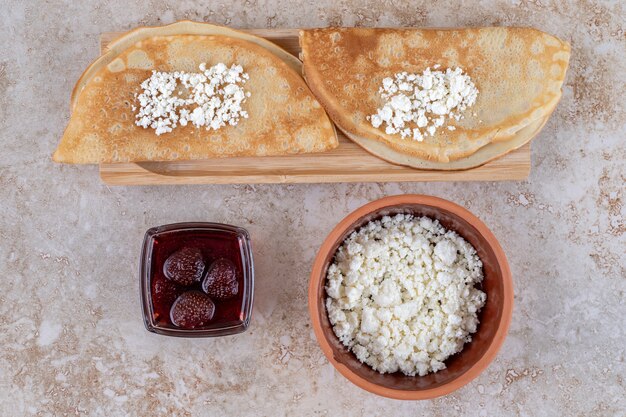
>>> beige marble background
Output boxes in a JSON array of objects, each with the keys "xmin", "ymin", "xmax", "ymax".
[{"xmin": 1, "ymin": 0, "xmax": 624, "ymax": 415}]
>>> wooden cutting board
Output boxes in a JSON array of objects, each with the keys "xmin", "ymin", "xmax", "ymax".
[{"xmin": 98, "ymin": 29, "xmax": 531, "ymax": 185}]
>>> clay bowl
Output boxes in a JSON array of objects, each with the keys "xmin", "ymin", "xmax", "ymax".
[{"xmin": 308, "ymin": 194, "xmax": 513, "ymax": 400}]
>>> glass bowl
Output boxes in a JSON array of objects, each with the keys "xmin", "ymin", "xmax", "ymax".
[{"xmin": 140, "ymin": 222, "xmax": 254, "ymax": 337}]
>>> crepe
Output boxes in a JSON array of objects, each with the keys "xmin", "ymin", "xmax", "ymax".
[
  {"xmin": 54, "ymin": 24, "xmax": 338, "ymax": 164},
  {"xmin": 300, "ymin": 27, "xmax": 570, "ymax": 163}
]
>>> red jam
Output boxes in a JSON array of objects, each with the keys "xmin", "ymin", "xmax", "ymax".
[{"xmin": 149, "ymin": 229, "xmax": 246, "ymax": 329}]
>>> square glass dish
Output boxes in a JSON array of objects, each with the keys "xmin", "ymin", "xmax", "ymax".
[{"xmin": 140, "ymin": 222, "xmax": 254, "ymax": 337}]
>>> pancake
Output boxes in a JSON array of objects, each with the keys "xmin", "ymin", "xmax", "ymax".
[
  {"xmin": 54, "ymin": 30, "xmax": 337, "ymax": 164},
  {"xmin": 300, "ymin": 27, "xmax": 570, "ymax": 163}
]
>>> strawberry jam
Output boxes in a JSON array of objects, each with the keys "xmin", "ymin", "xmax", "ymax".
[{"xmin": 141, "ymin": 223, "xmax": 253, "ymax": 337}]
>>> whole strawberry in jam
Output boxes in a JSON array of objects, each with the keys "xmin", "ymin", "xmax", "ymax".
[
  {"xmin": 163, "ymin": 247, "xmax": 205, "ymax": 286},
  {"xmin": 151, "ymin": 275, "xmax": 183, "ymax": 321},
  {"xmin": 202, "ymin": 258, "xmax": 239, "ymax": 300},
  {"xmin": 170, "ymin": 291, "xmax": 216, "ymax": 329}
]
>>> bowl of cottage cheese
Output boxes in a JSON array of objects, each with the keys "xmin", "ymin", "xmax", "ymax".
[{"xmin": 308, "ymin": 195, "xmax": 513, "ymax": 400}]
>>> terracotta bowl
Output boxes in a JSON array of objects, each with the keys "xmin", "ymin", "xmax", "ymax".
[{"xmin": 308, "ymin": 194, "xmax": 513, "ymax": 400}]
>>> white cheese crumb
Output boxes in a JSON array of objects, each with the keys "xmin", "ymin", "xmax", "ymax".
[
  {"xmin": 325, "ymin": 213, "xmax": 486, "ymax": 377},
  {"xmin": 368, "ymin": 67, "xmax": 478, "ymax": 141},
  {"xmin": 134, "ymin": 63, "xmax": 250, "ymax": 135}
]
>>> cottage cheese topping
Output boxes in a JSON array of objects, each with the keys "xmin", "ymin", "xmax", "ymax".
[
  {"xmin": 134, "ymin": 63, "xmax": 250, "ymax": 135},
  {"xmin": 325, "ymin": 214, "xmax": 486, "ymax": 376},
  {"xmin": 367, "ymin": 67, "xmax": 478, "ymax": 141}
]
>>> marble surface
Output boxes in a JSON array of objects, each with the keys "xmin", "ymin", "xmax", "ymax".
[{"xmin": 1, "ymin": 1, "xmax": 624, "ymax": 415}]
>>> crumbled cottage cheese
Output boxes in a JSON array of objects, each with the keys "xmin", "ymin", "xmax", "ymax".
[
  {"xmin": 325, "ymin": 214, "xmax": 486, "ymax": 376},
  {"xmin": 134, "ymin": 63, "xmax": 250, "ymax": 135},
  {"xmin": 367, "ymin": 67, "xmax": 478, "ymax": 141}
]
